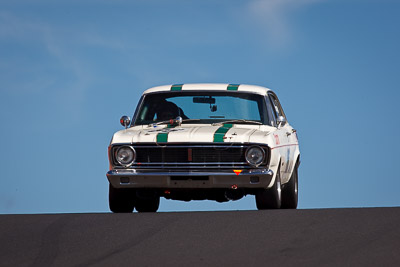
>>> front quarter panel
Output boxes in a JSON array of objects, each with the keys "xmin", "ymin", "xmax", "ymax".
[{"xmin": 111, "ymin": 127, "xmax": 142, "ymax": 144}]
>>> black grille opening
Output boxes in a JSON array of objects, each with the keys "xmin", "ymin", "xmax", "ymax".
[
  {"xmin": 135, "ymin": 147, "xmax": 246, "ymax": 163},
  {"xmin": 111, "ymin": 143, "xmax": 270, "ymax": 168}
]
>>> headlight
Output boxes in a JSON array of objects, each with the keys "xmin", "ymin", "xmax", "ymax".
[
  {"xmin": 115, "ymin": 146, "xmax": 135, "ymax": 167},
  {"xmin": 245, "ymin": 146, "xmax": 265, "ymax": 167}
]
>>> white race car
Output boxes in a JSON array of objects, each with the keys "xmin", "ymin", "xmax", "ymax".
[{"xmin": 107, "ymin": 84, "xmax": 300, "ymax": 212}]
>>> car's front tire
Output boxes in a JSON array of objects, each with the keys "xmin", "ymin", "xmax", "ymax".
[
  {"xmin": 135, "ymin": 196, "xmax": 160, "ymax": 213},
  {"xmin": 109, "ymin": 184, "xmax": 135, "ymax": 213},
  {"xmin": 281, "ymin": 160, "xmax": 299, "ymax": 209},
  {"xmin": 255, "ymin": 167, "xmax": 282, "ymax": 209}
]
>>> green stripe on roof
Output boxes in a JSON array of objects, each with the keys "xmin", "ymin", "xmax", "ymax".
[
  {"xmin": 213, "ymin": 124, "xmax": 233, "ymax": 142},
  {"xmin": 227, "ymin": 84, "xmax": 239, "ymax": 91},
  {"xmin": 156, "ymin": 132, "xmax": 168, "ymax": 142},
  {"xmin": 171, "ymin": 84, "xmax": 183, "ymax": 91}
]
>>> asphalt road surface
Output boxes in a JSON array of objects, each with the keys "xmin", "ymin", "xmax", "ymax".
[{"xmin": 1, "ymin": 207, "xmax": 400, "ymax": 267}]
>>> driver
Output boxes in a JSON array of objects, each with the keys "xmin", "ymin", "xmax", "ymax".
[{"xmin": 156, "ymin": 101, "xmax": 180, "ymax": 121}]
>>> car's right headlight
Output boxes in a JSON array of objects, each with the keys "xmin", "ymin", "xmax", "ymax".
[
  {"xmin": 245, "ymin": 146, "xmax": 265, "ymax": 167},
  {"xmin": 115, "ymin": 146, "xmax": 136, "ymax": 167}
]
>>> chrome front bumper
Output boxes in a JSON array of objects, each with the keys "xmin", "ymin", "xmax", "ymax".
[{"xmin": 107, "ymin": 168, "xmax": 274, "ymax": 189}]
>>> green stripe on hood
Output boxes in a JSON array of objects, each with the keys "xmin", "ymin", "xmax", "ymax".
[
  {"xmin": 156, "ymin": 124, "xmax": 176, "ymax": 142},
  {"xmin": 156, "ymin": 132, "xmax": 168, "ymax": 142},
  {"xmin": 213, "ymin": 124, "xmax": 233, "ymax": 142}
]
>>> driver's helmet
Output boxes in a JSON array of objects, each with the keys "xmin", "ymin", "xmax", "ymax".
[{"xmin": 156, "ymin": 101, "xmax": 180, "ymax": 121}]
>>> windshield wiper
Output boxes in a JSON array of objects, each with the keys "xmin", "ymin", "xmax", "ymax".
[
  {"xmin": 212, "ymin": 119, "xmax": 263, "ymax": 126},
  {"xmin": 181, "ymin": 119, "xmax": 201, "ymax": 124},
  {"xmin": 148, "ymin": 118, "xmax": 200, "ymax": 127}
]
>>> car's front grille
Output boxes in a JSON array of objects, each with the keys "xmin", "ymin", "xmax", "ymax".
[
  {"xmin": 134, "ymin": 146, "xmax": 245, "ymax": 163},
  {"xmin": 111, "ymin": 143, "xmax": 270, "ymax": 169}
]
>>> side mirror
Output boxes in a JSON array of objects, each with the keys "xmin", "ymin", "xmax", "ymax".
[
  {"xmin": 175, "ymin": 116, "xmax": 183, "ymax": 126},
  {"xmin": 277, "ymin": 116, "xmax": 286, "ymax": 127},
  {"xmin": 120, "ymin": 116, "xmax": 131, "ymax": 129}
]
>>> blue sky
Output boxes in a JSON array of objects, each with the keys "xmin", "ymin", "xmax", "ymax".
[{"xmin": 1, "ymin": 0, "xmax": 399, "ymax": 214}]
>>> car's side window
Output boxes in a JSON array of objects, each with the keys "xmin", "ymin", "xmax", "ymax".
[
  {"xmin": 268, "ymin": 93, "xmax": 287, "ymax": 122},
  {"xmin": 265, "ymin": 96, "xmax": 277, "ymax": 126}
]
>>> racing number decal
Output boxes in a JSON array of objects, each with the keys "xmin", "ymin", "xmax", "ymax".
[{"xmin": 274, "ymin": 134, "xmax": 280, "ymax": 145}]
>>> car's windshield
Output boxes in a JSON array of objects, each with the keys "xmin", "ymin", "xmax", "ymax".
[{"xmin": 133, "ymin": 91, "xmax": 269, "ymax": 125}]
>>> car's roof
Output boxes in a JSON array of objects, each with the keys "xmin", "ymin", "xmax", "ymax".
[{"xmin": 143, "ymin": 83, "xmax": 271, "ymax": 95}]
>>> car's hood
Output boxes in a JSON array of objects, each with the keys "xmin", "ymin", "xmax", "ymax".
[{"xmin": 111, "ymin": 124, "xmax": 275, "ymax": 144}]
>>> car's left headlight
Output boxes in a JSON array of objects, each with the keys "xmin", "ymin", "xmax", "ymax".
[
  {"xmin": 245, "ymin": 146, "xmax": 265, "ymax": 167},
  {"xmin": 115, "ymin": 146, "xmax": 136, "ymax": 167}
]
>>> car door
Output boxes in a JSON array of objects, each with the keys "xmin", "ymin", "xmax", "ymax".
[{"xmin": 267, "ymin": 92, "xmax": 294, "ymax": 183}]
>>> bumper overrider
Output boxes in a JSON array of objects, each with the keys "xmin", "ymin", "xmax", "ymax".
[{"xmin": 107, "ymin": 168, "xmax": 274, "ymax": 189}]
